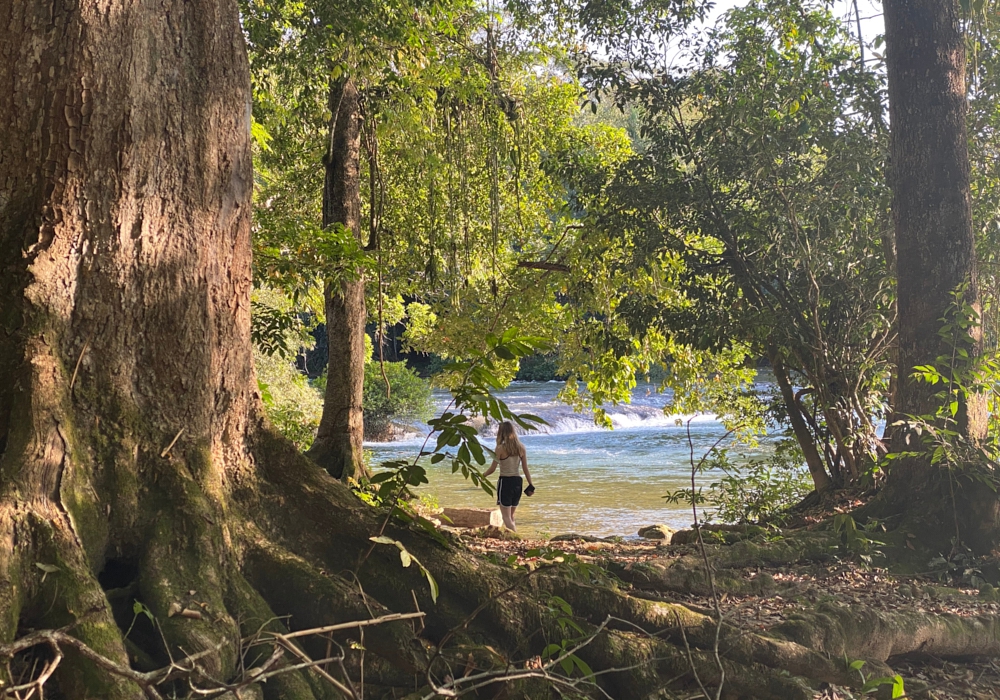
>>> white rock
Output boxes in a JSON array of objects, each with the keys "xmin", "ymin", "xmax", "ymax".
[{"xmin": 441, "ymin": 507, "xmax": 503, "ymax": 528}]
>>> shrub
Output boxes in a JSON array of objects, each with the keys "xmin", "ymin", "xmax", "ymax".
[
  {"xmin": 664, "ymin": 439, "xmax": 812, "ymax": 526},
  {"xmin": 255, "ymin": 350, "xmax": 323, "ymax": 451},
  {"xmin": 706, "ymin": 441, "xmax": 813, "ymax": 525},
  {"xmin": 361, "ymin": 360, "xmax": 434, "ymax": 440}
]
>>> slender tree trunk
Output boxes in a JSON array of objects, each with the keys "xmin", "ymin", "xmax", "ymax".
[
  {"xmin": 769, "ymin": 349, "xmax": 832, "ymax": 494},
  {"xmin": 307, "ymin": 79, "xmax": 368, "ymax": 482},
  {"xmin": 878, "ymin": 0, "xmax": 996, "ymax": 552}
]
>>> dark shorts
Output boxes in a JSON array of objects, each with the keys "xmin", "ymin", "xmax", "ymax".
[{"xmin": 497, "ymin": 476, "xmax": 523, "ymax": 507}]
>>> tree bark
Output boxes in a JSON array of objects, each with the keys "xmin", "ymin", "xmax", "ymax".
[
  {"xmin": 0, "ymin": 0, "xmax": 258, "ymax": 693},
  {"xmin": 769, "ymin": 349, "xmax": 832, "ymax": 494},
  {"xmin": 878, "ymin": 0, "xmax": 997, "ymax": 552},
  {"xmin": 307, "ymin": 79, "xmax": 368, "ymax": 482}
]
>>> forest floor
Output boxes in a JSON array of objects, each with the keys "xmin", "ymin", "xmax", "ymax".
[{"xmin": 454, "ymin": 491, "xmax": 1000, "ymax": 700}]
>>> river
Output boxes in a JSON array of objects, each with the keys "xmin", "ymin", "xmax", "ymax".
[{"xmin": 365, "ymin": 380, "xmax": 781, "ymax": 538}]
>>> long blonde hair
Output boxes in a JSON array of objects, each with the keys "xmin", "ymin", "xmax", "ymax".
[{"xmin": 495, "ymin": 421, "xmax": 522, "ymax": 459}]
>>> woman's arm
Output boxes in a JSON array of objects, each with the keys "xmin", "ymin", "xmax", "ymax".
[
  {"xmin": 483, "ymin": 459, "xmax": 498, "ymax": 478},
  {"xmin": 520, "ymin": 446, "xmax": 532, "ymax": 485}
]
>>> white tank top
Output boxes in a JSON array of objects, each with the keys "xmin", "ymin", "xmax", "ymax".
[{"xmin": 497, "ymin": 452, "xmax": 521, "ymax": 477}]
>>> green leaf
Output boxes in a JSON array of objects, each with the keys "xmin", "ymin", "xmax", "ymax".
[
  {"xmin": 369, "ymin": 536, "xmax": 396, "ymax": 545},
  {"xmin": 468, "ymin": 438, "xmax": 486, "ymax": 465},
  {"xmin": 542, "ymin": 643, "xmax": 561, "ymax": 659},
  {"xmin": 862, "ymin": 676, "xmax": 896, "ymax": 693},
  {"xmin": 422, "ymin": 566, "xmax": 439, "ymax": 604},
  {"xmin": 494, "ymin": 345, "xmax": 516, "ymax": 361},
  {"xmin": 399, "ymin": 549, "xmax": 412, "ymax": 567},
  {"xmin": 132, "ymin": 600, "xmax": 153, "ymax": 621}
]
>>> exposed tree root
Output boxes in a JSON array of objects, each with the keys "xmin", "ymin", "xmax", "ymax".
[
  {"xmin": 547, "ymin": 578, "xmax": 852, "ymax": 688},
  {"xmin": 10, "ymin": 426, "xmax": 1000, "ymax": 700},
  {"xmin": 613, "ymin": 531, "xmax": 838, "ymax": 596},
  {"xmin": 772, "ymin": 599, "xmax": 1000, "ymax": 661}
]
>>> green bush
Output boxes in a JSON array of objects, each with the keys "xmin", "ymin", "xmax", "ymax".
[
  {"xmin": 361, "ymin": 360, "xmax": 434, "ymax": 440},
  {"xmin": 664, "ymin": 439, "xmax": 812, "ymax": 526},
  {"xmin": 256, "ymin": 350, "xmax": 323, "ymax": 451},
  {"xmin": 706, "ymin": 442, "xmax": 813, "ymax": 525}
]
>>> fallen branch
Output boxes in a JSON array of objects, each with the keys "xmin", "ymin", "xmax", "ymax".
[
  {"xmin": 687, "ymin": 418, "xmax": 733, "ymax": 700},
  {"xmin": 0, "ymin": 611, "xmax": 425, "ymax": 700},
  {"xmin": 424, "ymin": 616, "xmax": 615, "ymax": 700},
  {"xmin": 273, "ymin": 611, "xmax": 425, "ymax": 640},
  {"xmin": 271, "ymin": 634, "xmax": 358, "ymax": 700}
]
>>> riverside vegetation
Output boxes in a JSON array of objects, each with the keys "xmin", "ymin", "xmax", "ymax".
[{"xmin": 8, "ymin": 0, "xmax": 1000, "ymax": 699}]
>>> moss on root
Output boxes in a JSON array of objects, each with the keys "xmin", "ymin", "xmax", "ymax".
[
  {"xmin": 771, "ymin": 598, "xmax": 1000, "ymax": 662},
  {"xmin": 25, "ymin": 516, "xmax": 143, "ymax": 699},
  {"xmin": 616, "ymin": 531, "xmax": 837, "ymax": 596},
  {"xmin": 242, "ymin": 537, "xmax": 425, "ymax": 673},
  {"xmin": 223, "ymin": 570, "xmax": 326, "ymax": 700},
  {"xmin": 139, "ymin": 496, "xmax": 240, "ymax": 682}
]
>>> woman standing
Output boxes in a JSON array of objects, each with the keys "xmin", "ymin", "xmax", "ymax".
[{"xmin": 482, "ymin": 421, "xmax": 534, "ymax": 531}]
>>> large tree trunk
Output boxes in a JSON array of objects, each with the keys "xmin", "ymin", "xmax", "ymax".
[
  {"xmin": 0, "ymin": 5, "xmax": 430, "ymax": 697},
  {"xmin": 307, "ymin": 79, "xmax": 368, "ymax": 482},
  {"xmin": 0, "ymin": 0, "xmax": 259, "ymax": 693},
  {"xmin": 877, "ymin": 0, "xmax": 997, "ymax": 552}
]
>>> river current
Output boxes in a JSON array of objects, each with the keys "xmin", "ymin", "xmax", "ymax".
[{"xmin": 366, "ymin": 381, "xmax": 789, "ymax": 538}]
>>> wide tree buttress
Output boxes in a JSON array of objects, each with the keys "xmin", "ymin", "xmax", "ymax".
[{"xmin": 0, "ymin": 2, "xmax": 428, "ymax": 697}]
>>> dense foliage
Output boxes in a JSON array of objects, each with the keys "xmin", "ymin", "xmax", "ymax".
[
  {"xmin": 547, "ymin": 1, "xmax": 894, "ymax": 487},
  {"xmin": 243, "ymin": 0, "xmax": 1000, "ymax": 508},
  {"xmin": 362, "ymin": 361, "xmax": 434, "ymax": 440}
]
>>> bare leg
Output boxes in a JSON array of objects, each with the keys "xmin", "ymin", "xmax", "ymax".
[
  {"xmin": 500, "ymin": 506, "xmax": 516, "ymax": 531},
  {"xmin": 509, "ymin": 505, "xmax": 517, "ymax": 531}
]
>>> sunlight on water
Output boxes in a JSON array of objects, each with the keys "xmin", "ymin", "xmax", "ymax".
[{"xmin": 366, "ymin": 381, "xmax": 779, "ymax": 538}]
